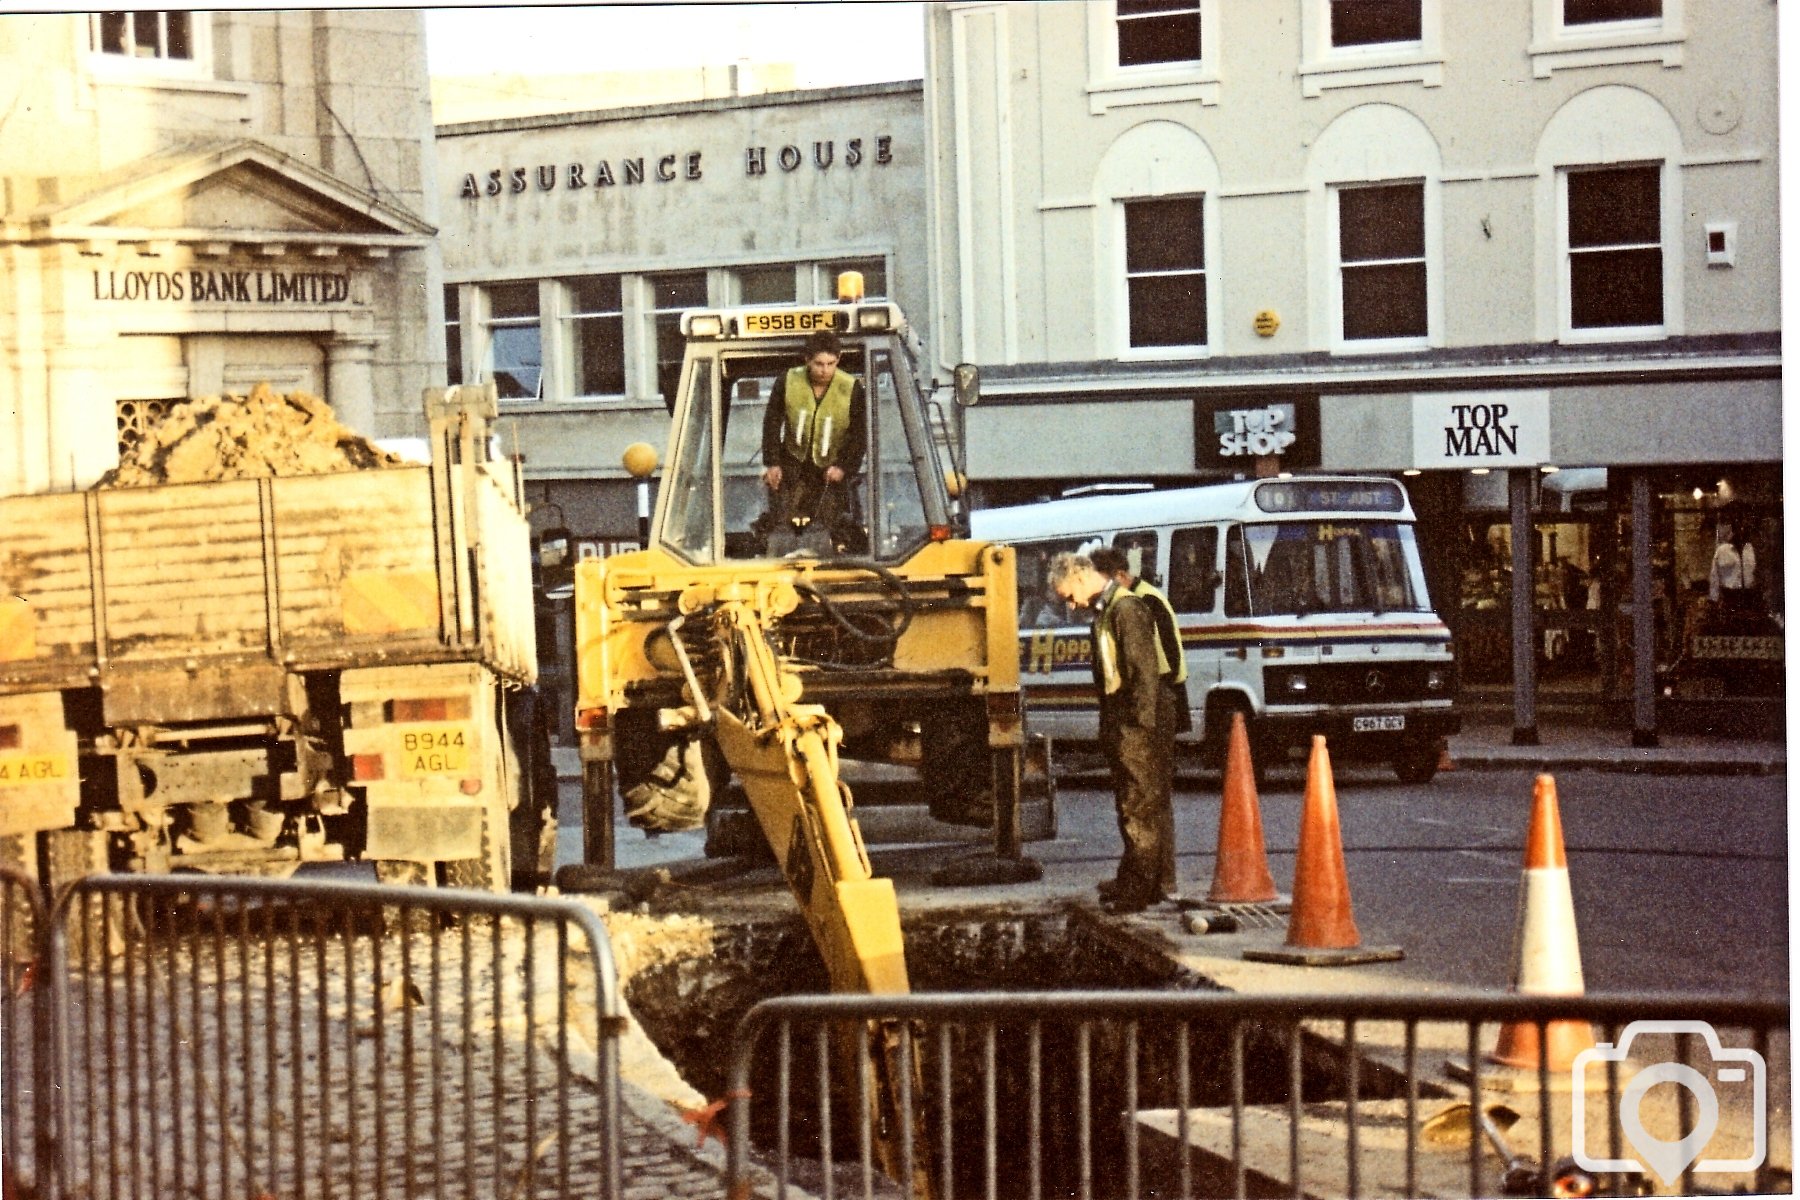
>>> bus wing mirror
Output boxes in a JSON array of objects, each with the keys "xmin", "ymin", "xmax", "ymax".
[{"xmin": 953, "ymin": 363, "xmax": 981, "ymax": 408}]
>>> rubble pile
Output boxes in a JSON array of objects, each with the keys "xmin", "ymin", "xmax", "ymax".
[{"xmin": 100, "ymin": 382, "xmax": 407, "ymax": 487}]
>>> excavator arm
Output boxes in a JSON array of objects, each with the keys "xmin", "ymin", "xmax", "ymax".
[
  {"xmin": 669, "ymin": 576, "xmax": 909, "ymax": 995},
  {"xmin": 666, "ymin": 577, "xmax": 931, "ymax": 1193}
]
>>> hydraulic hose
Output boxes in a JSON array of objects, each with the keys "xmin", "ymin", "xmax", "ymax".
[{"xmin": 791, "ymin": 558, "xmax": 918, "ymax": 648}]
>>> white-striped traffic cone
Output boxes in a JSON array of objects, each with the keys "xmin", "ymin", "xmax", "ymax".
[{"xmin": 1488, "ymin": 774, "xmax": 1596, "ymax": 1071}]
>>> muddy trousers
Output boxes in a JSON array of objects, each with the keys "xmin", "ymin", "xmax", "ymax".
[{"xmin": 1100, "ymin": 693, "xmax": 1177, "ymax": 904}]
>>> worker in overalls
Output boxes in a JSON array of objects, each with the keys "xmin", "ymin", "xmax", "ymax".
[
  {"xmin": 1048, "ymin": 551, "xmax": 1177, "ymax": 914},
  {"xmin": 1090, "ymin": 545, "xmax": 1189, "ymax": 901},
  {"xmin": 761, "ymin": 328, "xmax": 867, "ymax": 553}
]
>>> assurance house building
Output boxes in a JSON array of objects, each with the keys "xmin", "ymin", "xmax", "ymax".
[
  {"xmin": 434, "ymin": 81, "xmax": 929, "ymax": 544},
  {"xmin": 0, "ymin": 10, "xmax": 444, "ymax": 497}
]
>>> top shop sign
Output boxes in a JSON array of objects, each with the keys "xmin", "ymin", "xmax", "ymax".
[{"xmin": 458, "ymin": 134, "xmax": 894, "ymax": 200}]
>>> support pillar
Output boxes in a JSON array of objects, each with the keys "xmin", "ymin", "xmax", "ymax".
[
  {"xmin": 1631, "ymin": 471, "xmax": 1659, "ymax": 747},
  {"xmin": 325, "ymin": 335, "xmax": 378, "ymax": 435},
  {"xmin": 1509, "ymin": 468, "xmax": 1539, "ymax": 745}
]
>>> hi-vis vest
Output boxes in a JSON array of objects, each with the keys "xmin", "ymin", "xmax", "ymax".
[
  {"xmin": 1131, "ymin": 579, "xmax": 1187, "ymax": 684},
  {"xmin": 782, "ymin": 367, "xmax": 855, "ymax": 467},
  {"xmin": 1093, "ymin": 582, "xmax": 1127, "ymax": 696}
]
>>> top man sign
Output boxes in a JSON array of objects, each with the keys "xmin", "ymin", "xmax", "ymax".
[{"xmin": 1411, "ymin": 391, "xmax": 1550, "ymax": 469}]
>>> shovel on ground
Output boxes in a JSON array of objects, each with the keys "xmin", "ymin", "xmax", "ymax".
[{"xmin": 1420, "ymin": 1101, "xmax": 1605, "ymax": 1198}]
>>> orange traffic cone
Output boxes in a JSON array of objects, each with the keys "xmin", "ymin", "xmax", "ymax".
[
  {"xmin": 1244, "ymin": 736, "xmax": 1403, "ymax": 966},
  {"xmin": 1488, "ymin": 774, "xmax": 1596, "ymax": 1072},
  {"xmin": 1207, "ymin": 711, "xmax": 1280, "ymax": 904},
  {"xmin": 1437, "ymin": 738, "xmax": 1458, "ymax": 773}
]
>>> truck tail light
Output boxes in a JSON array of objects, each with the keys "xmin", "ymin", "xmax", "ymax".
[
  {"xmin": 576, "ymin": 706, "xmax": 608, "ymax": 731},
  {"xmin": 929, "ymin": 524, "xmax": 952, "ymax": 542},
  {"xmin": 351, "ymin": 754, "xmax": 385, "ymax": 781},
  {"xmin": 459, "ymin": 778, "xmax": 483, "ymax": 795},
  {"xmin": 986, "ymin": 691, "xmax": 1022, "ymax": 735},
  {"xmin": 0, "ymin": 725, "xmax": 18, "ymax": 751},
  {"xmin": 388, "ymin": 697, "xmax": 472, "ymax": 722}
]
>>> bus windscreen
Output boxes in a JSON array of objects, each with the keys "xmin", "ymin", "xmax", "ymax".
[{"xmin": 1233, "ymin": 521, "xmax": 1430, "ymax": 615}]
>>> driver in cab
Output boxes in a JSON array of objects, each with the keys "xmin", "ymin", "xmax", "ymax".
[{"xmin": 761, "ymin": 328, "xmax": 867, "ymax": 554}]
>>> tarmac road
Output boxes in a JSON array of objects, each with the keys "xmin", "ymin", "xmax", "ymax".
[{"xmin": 559, "ymin": 760, "xmax": 1789, "ymax": 997}]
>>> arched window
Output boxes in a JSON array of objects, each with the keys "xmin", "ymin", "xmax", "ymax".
[
  {"xmin": 1534, "ymin": 86, "xmax": 1684, "ymax": 342},
  {"xmin": 1092, "ymin": 121, "xmax": 1222, "ymax": 360},
  {"xmin": 1304, "ymin": 104, "xmax": 1444, "ymax": 354}
]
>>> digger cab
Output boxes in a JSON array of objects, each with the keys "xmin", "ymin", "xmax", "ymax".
[{"xmin": 654, "ymin": 276, "xmax": 960, "ymax": 564}]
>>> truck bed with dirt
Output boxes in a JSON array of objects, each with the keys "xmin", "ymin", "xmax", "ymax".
[{"xmin": 0, "ymin": 384, "xmax": 552, "ymax": 894}]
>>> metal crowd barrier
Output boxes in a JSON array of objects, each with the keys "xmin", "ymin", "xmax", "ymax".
[
  {"xmin": 726, "ymin": 991, "xmax": 1788, "ymax": 1200},
  {"xmin": 22, "ymin": 873, "xmax": 623, "ymax": 1200},
  {"xmin": 1, "ymin": 862, "xmax": 54, "ymax": 1198}
]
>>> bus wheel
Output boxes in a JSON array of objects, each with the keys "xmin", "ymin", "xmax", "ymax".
[
  {"xmin": 1391, "ymin": 740, "xmax": 1441, "ymax": 785},
  {"xmin": 1202, "ymin": 698, "xmax": 1267, "ymax": 784}
]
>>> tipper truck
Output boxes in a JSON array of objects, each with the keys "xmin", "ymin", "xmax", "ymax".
[{"xmin": 0, "ymin": 383, "xmax": 555, "ymax": 895}]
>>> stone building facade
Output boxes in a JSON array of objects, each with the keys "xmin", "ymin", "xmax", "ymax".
[
  {"xmin": 924, "ymin": 1, "xmax": 1781, "ymax": 735},
  {"xmin": 0, "ymin": 10, "xmax": 443, "ymax": 497}
]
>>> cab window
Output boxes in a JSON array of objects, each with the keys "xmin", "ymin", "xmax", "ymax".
[
  {"xmin": 661, "ymin": 357, "xmax": 718, "ymax": 561},
  {"xmin": 867, "ymin": 347, "xmax": 931, "ymax": 559}
]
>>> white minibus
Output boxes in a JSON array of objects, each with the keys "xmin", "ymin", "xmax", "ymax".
[{"xmin": 972, "ymin": 475, "xmax": 1459, "ymax": 782}]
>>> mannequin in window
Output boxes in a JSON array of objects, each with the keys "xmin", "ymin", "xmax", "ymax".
[{"xmin": 1708, "ymin": 518, "xmax": 1757, "ymax": 617}]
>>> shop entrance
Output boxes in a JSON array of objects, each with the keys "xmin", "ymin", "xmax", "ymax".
[{"xmin": 1456, "ymin": 470, "xmax": 1613, "ymax": 703}]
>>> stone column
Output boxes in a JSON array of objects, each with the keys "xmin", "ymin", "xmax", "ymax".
[
  {"xmin": 45, "ymin": 342, "xmax": 111, "ymax": 490},
  {"xmin": 325, "ymin": 335, "xmax": 378, "ymax": 434},
  {"xmin": 1631, "ymin": 471, "xmax": 1659, "ymax": 747},
  {"xmin": 1509, "ymin": 467, "xmax": 1539, "ymax": 745}
]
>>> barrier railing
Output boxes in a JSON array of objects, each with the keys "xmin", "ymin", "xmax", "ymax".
[
  {"xmin": 0, "ymin": 862, "xmax": 55, "ymax": 1197},
  {"xmin": 42, "ymin": 874, "xmax": 624, "ymax": 1200},
  {"xmin": 726, "ymin": 990, "xmax": 1788, "ymax": 1200}
]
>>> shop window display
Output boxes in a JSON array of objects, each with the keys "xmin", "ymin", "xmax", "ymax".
[
  {"xmin": 1454, "ymin": 469, "xmax": 1783, "ymax": 706},
  {"xmin": 1647, "ymin": 485, "xmax": 1783, "ymax": 701},
  {"xmin": 1458, "ymin": 517, "xmax": 1607, "ymax": 689}
]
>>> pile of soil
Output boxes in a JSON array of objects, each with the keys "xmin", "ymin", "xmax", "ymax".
[{"xmin": 100, "ymin": 383, "xmax": 407, "ymax": 487}]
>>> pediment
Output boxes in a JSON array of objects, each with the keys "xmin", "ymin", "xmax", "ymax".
[
  {"xmin": 5, "ymin": 139, "xmax": 434, "ymax": 245},
  {"xmin": 109, "ymin": 161, "xmax": 399, "ymax": 236}
]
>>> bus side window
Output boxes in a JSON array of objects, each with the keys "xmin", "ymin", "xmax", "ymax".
[
  {"xmin": 1168, "ymin": 526, "xmax": 1220, "ymax": 613},
  {"xmin": 1015, "ymin": 540, "xmax": 1083, "ymax": 628},
  {"xmin": 1224, "ymin": 525, "xmax": 1252, "ymax": 617},
  {"xmin": 1114, "ymin": 529, "xmax": 1161, "ymax": 587}
]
